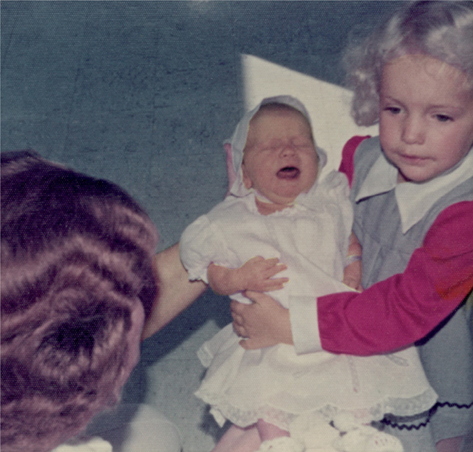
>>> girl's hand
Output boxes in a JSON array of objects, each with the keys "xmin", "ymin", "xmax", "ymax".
[
  {"xmin": 231, "ymin": 291, "xmax": 293, "ymax": 349},
  {"xmin": 208, "ymin": 257, "xmax": 288, "ymax": 296}
]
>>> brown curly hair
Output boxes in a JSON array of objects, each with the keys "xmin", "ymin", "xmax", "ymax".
[{"xmin": 1, "ymin": 151, "xmax": 159, "ymax": 452}]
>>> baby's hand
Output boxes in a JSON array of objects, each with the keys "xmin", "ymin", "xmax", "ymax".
[
  {"xmin": 342, "ymin": 276, "xmax": 363, "ymax": 292},
  {"xmin": 208, "ymin": 257, "xmax": 288, "ymax": 295},
  {"xmin": 342, "ymin": 259, "xmax": 363, "ymax": 292},
  {"xmin": 236, "ymin": 256, "xmax": 288, "ymax": 292}
]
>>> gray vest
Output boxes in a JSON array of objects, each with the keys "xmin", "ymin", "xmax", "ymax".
[{"xmin": 350, "ymin": 137, "xmax": 473, "ymax": 433}]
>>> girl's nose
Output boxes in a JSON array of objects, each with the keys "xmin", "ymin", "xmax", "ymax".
[{"xmin": 401, "ymin": 115, "xmax": 425, "ymax": 145}]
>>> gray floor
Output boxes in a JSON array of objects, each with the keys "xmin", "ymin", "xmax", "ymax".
[{"xmin": 1, "ymin": 2, "xmax": 400, "ymax": 450}]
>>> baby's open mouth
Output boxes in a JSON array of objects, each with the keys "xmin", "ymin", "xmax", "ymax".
[{"xmin": 277, "ymin": 166, "xmax": 300, "ymax": 179}]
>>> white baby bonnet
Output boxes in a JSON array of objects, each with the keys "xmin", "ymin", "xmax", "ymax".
[{"xmin": 224, "ymin": 95, "xmax": 327, "ymax": 199}]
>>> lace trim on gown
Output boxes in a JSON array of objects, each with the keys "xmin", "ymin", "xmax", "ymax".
[{"xmin": 195, "ymin": 386, "xmax": 438, "ymax": 431}]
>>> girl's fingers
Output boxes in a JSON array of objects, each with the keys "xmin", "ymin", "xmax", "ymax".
[
  {"xmin": 230, "ymin": 299, "xmax": 243, "ymax": 315},
  {"xmin": 232, "ymin": 313, "xmax": 243, "ymax": 326},
  {"xmin": 230, "ymin": 301, "xmax": 246, "ymax": 330},
  {"xmin": 232, "ymin": 319, "xmax": 247, "ymax": 337},
  {"xmin": 239, "ymin": 339, "xmax": 253, "ymax": 349}
]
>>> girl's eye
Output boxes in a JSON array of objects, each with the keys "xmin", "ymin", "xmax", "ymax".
[
  {"xmin": 435, "ymin": 114, "xmax": 453, "ymax": 123},
  {"xmin": 384, "ymin": 106, "xmax": 402, "ymax": 114}
]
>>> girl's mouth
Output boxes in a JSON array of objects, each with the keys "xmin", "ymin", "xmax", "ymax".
[
  {"xmin": 399, "ymin": 154, "xmax": 429, "ymax": 165},
  {"xmin": 277, "ymin": 166, "xmax": 300, "ymax": 179}
]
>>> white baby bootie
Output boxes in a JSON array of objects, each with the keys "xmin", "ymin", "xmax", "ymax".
[
  {"xmin": 332, "ymin": 412, "xmax": 363, "ymax": 433},
  {"xmin": 290, "ymin": 413, "xmax": 340, "ymax": 451},
  {"xmin": 256, "ymin": 436, "xmax": 305, "ymax": 452},
  {"xmin": 333, "ymin": 425, "xmax": 403, "ymax": 452},
  {"xmin": 364, "ymin": 430, "xmax": 404, "ymax": 452},
  {"xmin": 331, "ymin": 412, "xmax": 403, "ymax": 452}
]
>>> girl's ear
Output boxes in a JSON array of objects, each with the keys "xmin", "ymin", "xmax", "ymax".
[{"xmin": 241, "ymin": 162, "xmax": 253, "ymax": 190}]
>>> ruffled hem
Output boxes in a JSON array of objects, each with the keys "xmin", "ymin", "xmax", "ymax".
[{"xmin": 195, "ymin": 387, "xmax": 438, "ymax": 431}]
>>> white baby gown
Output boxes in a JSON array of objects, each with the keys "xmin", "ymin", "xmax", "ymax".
[{"xmin": 180, "ymin": 170, "xmax": 437, "ymax": 431}]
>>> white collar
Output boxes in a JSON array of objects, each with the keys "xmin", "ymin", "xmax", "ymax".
[
  {"xmin": 355, "ymin": 148, "xmax": 473, "ymax": 233},
  {"xmin": 246, "ymin": 179, "xmax": 321, "ymax": 214}
]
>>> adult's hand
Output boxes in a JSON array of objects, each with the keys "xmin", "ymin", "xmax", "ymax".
[{"xmin": 231, "ymin": 291, "xmax": 293, "ymax": 350}]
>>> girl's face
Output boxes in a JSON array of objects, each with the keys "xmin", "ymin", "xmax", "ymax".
[
  {"xmin": 242, "ymin": 109, "xmax": 318, "ymax": 206},
  {"xmin": 379, "ymin": 54, "xmax": 473, "ymax": 183}
]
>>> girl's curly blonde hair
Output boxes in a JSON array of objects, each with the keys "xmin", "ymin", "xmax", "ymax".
[{"xmin": 344, "ymin": 1, "xmax": 473, "ymax": 127}]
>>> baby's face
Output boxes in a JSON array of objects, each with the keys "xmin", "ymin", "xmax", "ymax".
[{"xmin": 242, "ymin": 109, "xmax": 318, "ymax": 206}]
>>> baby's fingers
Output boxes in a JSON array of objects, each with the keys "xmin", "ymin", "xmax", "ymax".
[
  {"xmin": 262, "ymin": 257, "xmax": 280, "ymax": 266},
  {"xmin": 263, "ymin": 261, "xmax": 287, "ymax": 277},
  {"xmin": 239, "ymin": 336, "xmax": 279, "ymax": 350},
  {"xmin": 261, "ymin": 276, "xmax": 289, "ymax": 291}
]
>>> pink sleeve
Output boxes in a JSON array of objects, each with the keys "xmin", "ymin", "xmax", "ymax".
[
  {"xmin": 338, "ymin": 136, "xmax": 370, "ymax": 188},
  {"xmin": 317, "ymin": 201, "xmax": 473, "ymax": 356}
]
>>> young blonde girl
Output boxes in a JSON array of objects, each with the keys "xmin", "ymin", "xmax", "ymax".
[{"xmin": 231, "ymin": 2, "xmax": 473, "ymax": 452}]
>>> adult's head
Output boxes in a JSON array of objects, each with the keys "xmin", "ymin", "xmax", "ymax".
[
  {"xmin": 1, "ymin": 151, "xmax": 159, "ymax": 452},
  {"xmin": 344, "ymin": 0, "xmax": 473, "ymax": 126}
]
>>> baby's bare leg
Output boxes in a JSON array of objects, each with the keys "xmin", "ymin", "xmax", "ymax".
[
  {"xmin": 256, "ymin": 419, "xmax": 290, "ymax": 441},
  {"xmin": 436, "ymin": 437, "xmax": 464, "ymax": 452},
  {"xmin": 211, "ymin": 425, "xmax": 261, "ymax": 452}
]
